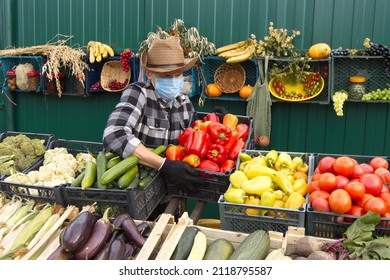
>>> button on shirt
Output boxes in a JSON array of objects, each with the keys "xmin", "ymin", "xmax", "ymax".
[{"xmin": 103, "ymin": 81, "xmax": 194, "ymax": 158}]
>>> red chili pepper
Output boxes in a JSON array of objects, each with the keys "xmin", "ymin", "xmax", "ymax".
[
  {"xmin": 184, "ymin": 130, "xmax": 210, "ymax": 158},
  {"xmin": 203, "ymin": 112, "xmax": 220, "ymax": 123},
  {"xmin": 228, "ymin": 138, "xmax": 246, "ymax": 161},
  {"xmin": 182, "ymin": 154, "xmax": 200, "ymax": 168},
  {"xmin": 197, "ymin": 159, "xmax": 220, "ymax": 173},
  {"xmin": 224, "ymin": 129, "xmax": 239, "ymax": 151},
  {"xmin": 178, "ymin": 127, "xmax": 193, "ymax": 146},
  {"xmin": 219, "ymin": 159, "xmax": 236, "ymax": 173},
  {"xmin": 235, "ymin": 123, "xmax": 249, "ymax": 141},
  {"xmin": 165, "ymin": 145, "xmax": 185, "ymax": 161},
  {"xmin": 207, "ymin": 122, "xmax": 232, "ymax": 146},
  {"xmin": 206, "ymin": 143, "xmax": 227, "ymax": 164}
]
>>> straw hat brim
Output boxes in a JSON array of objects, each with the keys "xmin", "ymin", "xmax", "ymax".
[{"xmin": 141, "ymin": 52, "xmax": 198, "ymax": 74}]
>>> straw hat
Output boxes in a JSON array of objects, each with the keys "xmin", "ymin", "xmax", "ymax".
[{"xmin": 141, "ymin": 37, "xmax": 198, "ymax": 74}]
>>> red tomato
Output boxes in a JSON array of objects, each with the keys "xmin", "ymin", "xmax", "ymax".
[
  {"xmin": 307, "ymin": 180, "xmax": 321, "ymax": 193},
  {"xmin": 329, "ymin": 189, "xmax": 352, "ymax": 214},
  {"xmin": 363, "ymin": 197, "xmax": 387, "ymax": 216},
  {"xmin": 382, "ymin": 184, "xmax": 390, "ymax": 193},
  {"xmin": 360, "ymin": 173, "xmax": 383, "ymax": 197},
  {"xmin": 311, "ymin": 173, "xmax": 321, "ymax": 182},
  {"xmin": 349, "ymin": 164, "xmax": 365, "ymax": 180},
  {"xmin": 318, "ymin": 172, "xmax": 337, "ymax": 192},
  {"xmin": 356, "ymin": 193, "xmax": 374, "ymax": 208},
  {"xmin": 370, "ymin": 157, "xmax": 389, "ymax": 170},
  {"xmin": 333, "ymin": 156, "xmax": 355, "ymax": 177},
  {"xmin": 360, "ymin": 163, "xmax": 374, "ymax": 174},
  {"xmin": 344, "ymin": 181, "xmax": 366, "ymax": 202},
  {"xmin": 379, "ymin": 192, "xmax": 390, "ymax": 212},
  {"xmin": 309, "ymin": 190, "xmax": 330, "ymax": 204},
  {"xmin": 335, "ymin": 175, "xmax": 349, "ymax": 190},
  {"xmin": 345, "ymin": 205, "xmax": 364, "ymax": 223},
  {"xmin": 317, "ymin": 156, "xmax": 336, "ymax": 174},
  {"xmin": 374, "ymin": 167, "xmax": 390, "ymax": 183},
  {"xmin": 312, "ymin": 197, "xmax": 330, "ymax": 212},
  {"xmin": 313, "ymin": 167, "xmax": 321, "ymax": 174}
]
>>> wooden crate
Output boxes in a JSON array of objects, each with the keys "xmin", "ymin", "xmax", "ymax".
[{"xmin": 136, "ymin": 212, "xmax": 284, "ymax": 260}]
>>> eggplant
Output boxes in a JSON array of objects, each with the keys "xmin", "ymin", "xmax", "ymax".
[
  {"xmin": 47, "ymin": 245, "xmax": 73, "ymax": 260},
  {"xmin": 121, "ymin": 217, "xmax": 146, "ymax": 248},
  {"xmin": 93, "ymin": 243, "xmax": 110, "ymax": 260},
  {"xmin": 136, "ymin": 222, "xmax": 151, "ymax": 237},
  {"xmin": 108, "ymin": 238, "xmax": 126, "ymax": 260},
  {"xmin": 62, "ymin": 210, "xmax": 95, "ymax": 252},
  {"xmin": 123, "ymin": 242, "xmax": 135, "ymax": 260},
  {"xmin": 74, "ymin": 208, "xmax": 113, "ymax": 260}
]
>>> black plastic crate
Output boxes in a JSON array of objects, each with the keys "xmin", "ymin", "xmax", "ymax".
[
  {"xmin": 166, "ymin": 111, "xmax": 255, "ymax": 202},
  {"xmin": 200, "ymin": 56, "xmax": 258, "ymax": 101},
  {"xmin": 0, "ymin": 56, "xmax": 44, "ymax": 92},
  {"xmin": 306, "ymin": 152, "xmax": 390, "ymax": 238},
  {"xmin": 267, "ymin": 57, "xmax": 332, "ymax": 104},
  {"xmin": 332, "ymin": 55, "xmax": 390, "ymax": 102},
  {"xmin": 0, "ymin": 131, "xmax": 54, "ymax": 177}
]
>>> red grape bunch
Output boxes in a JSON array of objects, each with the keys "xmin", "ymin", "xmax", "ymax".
[{"xmin": 120, "ymin": 49, "xmax": 133, "ymax": 72}]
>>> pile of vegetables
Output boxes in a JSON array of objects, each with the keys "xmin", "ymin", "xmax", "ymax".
[
  {"xmin": 0, "ymin": 134, "xmax": 46, "ymax": 176},
  {"xmin": 223, "ymin": 149, "xmax": 310, "ymax": 213},
  {"xmin": 165, "ymin": 112, "xmax": 250, "ymax": 174}
]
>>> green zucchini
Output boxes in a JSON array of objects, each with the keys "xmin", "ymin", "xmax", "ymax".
[
  {"xmin": 138, "ymin": 175, "xmax": 153, "ymax": 188},
  {"xmin": 229, "ymin": 230, "xmax": 270, "ymax": 260},
  {"xmin": 171, "ymin": 226, "xmax": 199, "ymax": 260},
  {"xmin": 203, "ymin": 238, "xmax": 235, "ymax": 260},
  {"xmin": 107, "ymin": 156, "xmax": 121, "ymax": 169},
  {"xmin": 128, "ymin": 177, "xmax": 141, "ymax": 189},
  {"xmin": 96, "ymin": 151, "xmax": 108, "ymax": 189},
  {"xmin": 118, "ymin": 165, "xmax": 139, "ymax": 189},
  {"xmin": 81, "ymin": 161, "xmax": 97, "ymax": 190},
  {"xmin": 71, "ymin": 170, "xmax": 85, "ymax": 188},
  {"xmin": 101, "ymin": 155, "xmax": 139, "ymax": 184}
]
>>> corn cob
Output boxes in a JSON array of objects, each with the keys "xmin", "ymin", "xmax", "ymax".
[
  {"xmin": 11, "ymin": 204, "xmax": 53, "ymax": 250},
  {"xmin": 27, "ymin": 211, "xmax": 60, "ymax": 250},
  {"xmin": 0, "ymin": 196, "xmax": 23, "ymax": 224}
]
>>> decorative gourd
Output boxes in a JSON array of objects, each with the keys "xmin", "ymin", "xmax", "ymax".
[
  {"xmin": 205, "ymin": 83, "xmax": 222, "ymax": 97},
  {"xmin": 239, "ymin": 85, "xmax": 254, "ymax": 99},
  {"xmin": 308, "ymin": 43, "xmax": 331, "ymax": 59}
]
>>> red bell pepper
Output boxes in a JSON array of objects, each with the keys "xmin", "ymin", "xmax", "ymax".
[
  {"xmin": 224, "ymin": 129, "xmax": 239, "ymax": 151},
  {"xmin": 166, "ymin": 145, "xmax": 185, "ymax": 161},
  {"xmin": 178, "ymin": 127, "xmax": 193, "ymax": 146},
  {"xmin": 235, "ymin": 123, "xmax": 249, "ymax": 141},
  {"xmin": 184, "ymin": 130, "xmax": 210, "ymax": 159},
  {"xmin": 206, "ymin": 143, "xmax": 227, "ymax": 164},
  {"xmin": 203, "ymin": 112, "xmax": 220, "ymax": 123},
  {"xmin": 207, "ymin": 122, "xmax": 232, "ymax": 146},
  {"xmin": 219, "ymin": 159, "xmax": 236, "ymax": 173},
  {"xmin": 228, "ymin": 138, "xmax": 246, "ymax": 161},
  {"xmin": 197, "ymin": 159, "xmax": 220, "ymax": 173},
  {"xmin": 182, "ymin": 154, "xmax": 200, "ymax": 168}
]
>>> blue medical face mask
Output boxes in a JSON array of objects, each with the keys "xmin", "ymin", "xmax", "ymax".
[{"xmin": 155, "ymin": 77, "xmax": 183, "ymax": 102}]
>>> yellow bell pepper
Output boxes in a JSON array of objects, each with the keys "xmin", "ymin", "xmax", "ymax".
[
  {"xmin": 265, "ymin": 149, "xmax": 278, "ymax": 168},
  {"xmin": 241, "ymin": 176, "xmax": 273, "ymax": 197},
  {"xmin": 273, "ymin": 190, "xmax": 283, "ymax": 200},
  {"xmin": 229, "ymin": 170, "xmax": 248, "ymax": 189},
  {"xmin": 284, "ymin": 192, "xmax": 306, "ymax": 210},
  {"xmin": 239, "ymin": 152, "xmax": 252, "ymax": 163},
  {"xmin": 292, "ymin": 155, "xmax": 304, "ymax": 171},
  {"xmin": 244, "ymin": 164, "xmax": 276, "ymax": 179},
  {"xmin": 260, "ymin": 191, "xmax": 276, "ymax": 215},
  {"xmin": 273, "ymin": 199, "xmax": 285, "ymax": 208},
  {"xmin": 244, "ymin": 195, "xmax": 261, "ymax": 215},
  {"xmin": 223, "ymin": 187, "xmax": 247, "ymax": 204},
  {"xmin": 274, "ymin": 152, "xmax": 293, "ymax": 171},
  {"xmin": 249, "ymin": 155, "xmax": 268, "ymax": 167},
  {"xmin": 292, "ymin": 178, "xmax": 308, "ymax": 196},
  {"xmin": 274, "ymin": 171, "xmax": 293, "ymax": 194}
]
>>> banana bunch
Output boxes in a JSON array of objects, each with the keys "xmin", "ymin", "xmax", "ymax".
[
  {"xmin": 87, "ymin": 41, "xmax": 115, "ymax": 63},
  {"xmin": 216, "ymin": 39, "xmax": 256, "ymax": 64}
]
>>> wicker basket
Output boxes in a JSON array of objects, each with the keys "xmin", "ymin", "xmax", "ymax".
[
  {"xmin": 214, "ymin": 63, "xmax": 246, "ymax": 93},
  {"xmin": 100, "ymin": 60, "xmax": 131, "ymax": 92}
]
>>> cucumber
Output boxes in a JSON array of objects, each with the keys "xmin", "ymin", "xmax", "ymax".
[
  {"xmin": 101, "ymin": 155, "xmax": 139, "ymax": 184},
  {"xmin": 107, "ymin": 156, "xmax": 121, "ymax": 169},
  {"xmin": 117, "ymin": 165, "xmax": 139, "ymax": 189},
  {"xmin": 138, "ymin": 175, "xmax": 153, "ymax": 188},
  {"xmin": 104, "ymin": 152, "xmax": 117, "ymax": 161},
  {"xmin": 171, "ymin": 226, "xmax": 199, "ymax": 260},
  {"xmin": 229, "ymin": 230, "xmax": 270, "ymax": 260},
  {"xmin": 187, "ymin": 231, "xmax": 207, "ymax": 260},
  {"xmin": 71, "ymin": 170, "xmax": 85, "ymax": 188},
  {"xmin": 152, "ymin": 145, "xmax": 167, "ymax": 155},
  {"xmin": 81, "ymin": 161, "xmax": 97, "ymax": 190},
  {"xmin": 128, "ymin": 177, "xmax": 140, "ymax": 189},
  {"xmin": 96, "ymin": 151, "xmax": 108, "ymax": 189},
  {"xmin": 138, "ymin": 168, "xmax": 149, "ymax": 180},
  {"xmin": 203, "ymin": 238, "xmax": 234, "ymax": 260},
  {"xmin": 148, "ymin": 169, "xmax": 158, "ymax": 177}
]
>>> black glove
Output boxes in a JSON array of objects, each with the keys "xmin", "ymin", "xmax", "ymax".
[
  {"xmin": 211, "ymin": 107, "xmax": 229, "ymax": 120},
  {"xmin": 160, "ymin": 159, "xmax": 202, "ymax": 194}
]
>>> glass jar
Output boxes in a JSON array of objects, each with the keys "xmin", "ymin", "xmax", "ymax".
[
  {"xmin": 45, "ymin": 73, "xmax": 65, "ymax": 94},
  {"xmin": 348, "ymin": 76, "xmax": 366, "ymax": 100},
  {"xmin": 6, "ymin": 70, "xmax": 17, "ymax": 90},
  {"xmin": 27, "ymin": 70, "xmax": 40, "ymax": 91}
]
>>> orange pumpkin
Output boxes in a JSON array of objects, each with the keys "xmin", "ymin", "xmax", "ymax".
[
  {"xmin": 308, "ymin": 43, "xmax": 331, "ymax": 59},
  {"xmin": 205, "ymin": 83, "xmax": 222, "ymax": 97},
  {"xmin": 239, "ymin": 85, "xmax": 254, "ymax": 99}
]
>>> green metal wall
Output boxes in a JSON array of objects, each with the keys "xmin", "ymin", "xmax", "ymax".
[{"xmin": 1, "ymin": 0, "xmax": 390, "ymax": 156}]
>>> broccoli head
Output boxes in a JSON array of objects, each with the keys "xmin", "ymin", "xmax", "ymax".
[
  {"xmin": 31, "ymin": 139, "xmax": 46, "ymax": 156},
  {"xmin": 20, "ymin": 141, "xmax": 35, "ymax": 156}
]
